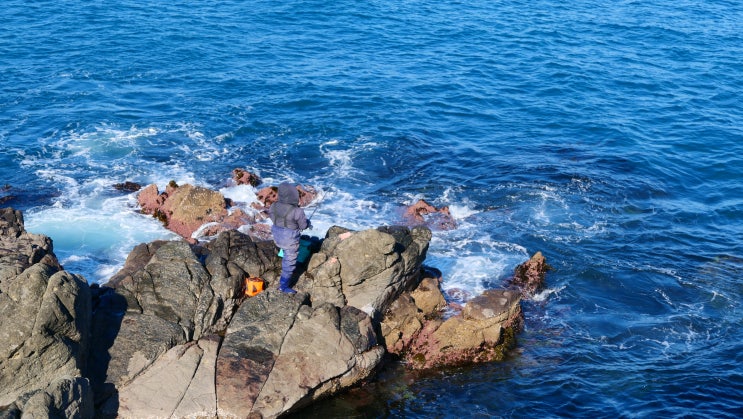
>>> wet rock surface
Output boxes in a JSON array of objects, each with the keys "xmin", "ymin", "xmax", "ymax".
[{"xmin": 1, "ymin": 203, "xmax": 550, "ymax": 418}]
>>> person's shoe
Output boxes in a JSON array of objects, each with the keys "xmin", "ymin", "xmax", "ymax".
[{"xmin": 279, "ymin": 286, "xmax": 297, "ymax": 294}]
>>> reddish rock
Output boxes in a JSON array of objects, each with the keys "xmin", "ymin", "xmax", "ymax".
[
  {"xmin": 509, "ymin": 251, "xmax": 551, "ymax": 298},
  {"xmin": 136, "ymin": 177, "xmax": 319, "ymax": 242},
  {"xmin": 232, "ymin": 168, "xmax": 262, "ymax": 187},
  {"xmin": 255, "ymin": 186, "xmax": 278, "ymax": 208},
  {"xmin": 245, "ymin": 223, "xmax": 273, "ymax": 241},
  {"xmin": 137, "ymin": 183, "xmax": 228, "ymax": 240},
  {"xmin": 160, "ymin": 184, "xmax": 227, "ymax": 239},
  {"xmin": 381, "ymin": 265, "xmax": 535, "ymax": 370},
  {"xmin": 196, "ymin": 209, "xmax": 255, "ymax": 239},
  {"xmin": 403, "ymin": 199, "xmax": 456, "ymax": 230},
  {"xmin": 137, "ymin": 184, "xmax": 167, "ymax": 216},
  {"xmin": 404, "ymin": 289, "xmax": 522, "ymax": 370},
  {"xmin": 255, "ymin": 184, "xmax": 318, "ymax": 209},
  {"xmin": 296, "ymin": 184, "xmax": 318, "ymax": 207}
]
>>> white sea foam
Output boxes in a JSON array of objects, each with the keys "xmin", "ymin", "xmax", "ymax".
[
  {"xmin": 532, "ymin": 285, "xmax": 566, "ymax": 302},
  {"xmin": 25, "ymin": 202, "xmax": 177, "ymax": 284}
]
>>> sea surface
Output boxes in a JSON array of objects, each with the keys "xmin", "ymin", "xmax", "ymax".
[{"xmin": 2, "ymin": 0, "xmax": 742, "ymax": 417}]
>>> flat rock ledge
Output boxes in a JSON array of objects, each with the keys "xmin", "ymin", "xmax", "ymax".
[{"xmin": 0, "ymin": 206, "xmax": 548, "ymax": 418}]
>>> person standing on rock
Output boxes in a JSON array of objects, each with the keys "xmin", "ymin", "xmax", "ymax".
[{"xmin": 269, "ymin": 182, "xmax": 311, "ymax": 293}]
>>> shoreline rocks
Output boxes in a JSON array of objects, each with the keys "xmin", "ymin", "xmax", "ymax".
[
  {"xmin": 0, "ymin": 203, "xmax": 550, "ymax": 418},
  {"xmin": 136, "ymin": 174, "xmax": 319, "ymax": 242}
]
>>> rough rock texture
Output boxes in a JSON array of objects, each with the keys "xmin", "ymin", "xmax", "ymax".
[
  {"xmin": 508, "ymin": 251, "xmax": 551, "ymax": 298},
  {"xmin": 299, "ymin": 225, "xmax": 432, "ymax": 316},
  {"xmin": 403, "ymin": 199, "xmax": 457, "ymax": 230},
  {"xmin": 217, "ymin": 291, "xmax": 384, "ymax": 418},
  {"xmin": 0, "ymin": 208, "xmax": 94, "ymax": 417},
  {"xmin": 232, "ymin": 168, "xmax": 262, "ymax": 187},
  {"xmin": 255, "ymin": 184, "xmax": 318, "ymax": 209},
  {"xmin": 114, "ymin": 336, "xmax": 219, "ymax": 418},
  {"xmin": 381, "ymin": 272, "xmax": 526, "ymax": 370},
  {"xmin": 137, "ymin": 181, "xmax": 319, "ymax": 243},
  {"xmin": 137, "ymin": 183, "xmax": 228, "ymax": 240},
  {"xmin": 1, "ymin": 202, "xmax": 540, "ymax": 418},
  {"xmin": 89, "ymin": 240, "xmax": 227, "ymax": 408}
]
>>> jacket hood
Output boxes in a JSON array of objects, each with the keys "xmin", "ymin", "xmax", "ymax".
[{"xmin": 277, "ymin": 182, "xmax": 300, "ymax": 205}]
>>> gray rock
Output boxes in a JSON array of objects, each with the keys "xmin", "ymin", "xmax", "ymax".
[
  {"xmin": 0, "ymin": 208, "xmax": 92, "ymax": 417},
  {"xmin": 115, "ymin": 336, "xmax": 219, "ymax": 418},
  {"xmin": 301, "ymin": 225, "xmax": 431, "ymax": 316},
  {"xmin": 216, "ymin": 290, "xmax": 305, "ymax": 418}
]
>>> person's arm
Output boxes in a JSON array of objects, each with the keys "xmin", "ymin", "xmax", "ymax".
[{"xmin": 295, "ymin": 207, "xmax": 309, "ymax": 230}]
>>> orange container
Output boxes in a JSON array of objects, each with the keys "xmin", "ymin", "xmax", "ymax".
[{"xmin": 244, "ymin": 277, "xmax": 264, "ymax": 297}]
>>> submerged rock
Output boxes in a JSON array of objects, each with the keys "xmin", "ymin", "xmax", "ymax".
[{"xmin": 112, "ymin": 181, "xmax": 142, "ymax": 192}]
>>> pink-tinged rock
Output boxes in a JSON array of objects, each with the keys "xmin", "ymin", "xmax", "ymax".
[
  {"xmin": 509, "ymin": 251, "xmax": 551, "ymax": 298},
  {"xmin": 296, "ymin": 184, "xmax": 317, "ymax": 207},
  {"xmin": 403, "ymin": 199, "xmax": 456, "ymax": 230},
  {"xmin": 163, "ymin": 184, "xmax": 228, "ymax": 239},
  {"xmin": 138, "ymin": 183, "xmax": 228, "ymax": 240},
  {"xmin": 136, "ymin": 184, "xmax": 166, "ymax": 216},
  {"xmin": 381, "ymin": 275, "xmax": 524, "ymax": 370},
  {"xmin": 445, "ymin": 287, "xmax": 473, "ymax": 303},
  {"xmin": 405, "ymin": 289, "xmax": 523, "ymax": 369},
  {"xmin": 197, "ymin": 208, "xmax": 255, "ymax": 238},
  {"xmin": 232, "ymin": 168, "xmax": 262, "ymax": 187},
  {"xmin": 245, "ymin": 222, "xmax": 273, "ymax": 241},
  {"xmin": 255, "ymin": 186, "xmax": 278, "ymax": 208},
  {"xmin": 255, "ymin": 184, "xmax": 318, "ymax": 209}
]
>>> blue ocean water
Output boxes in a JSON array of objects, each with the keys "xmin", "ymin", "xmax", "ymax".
[{"xmin": 2, "ymin": 0, "xmax": 742, "ymax": 417}]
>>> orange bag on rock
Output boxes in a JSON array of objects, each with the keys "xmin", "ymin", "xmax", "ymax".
[{"xmin": 244, "ymin": 277, "xmax": 264, "ymax": 297}]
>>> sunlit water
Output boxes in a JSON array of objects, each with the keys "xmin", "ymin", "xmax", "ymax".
[{"xmin": 2, "ymin": 0, "xmax": 741, "ymax": 416}]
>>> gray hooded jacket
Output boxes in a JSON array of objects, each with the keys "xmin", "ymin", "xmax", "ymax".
[{"xmin": 269, "ymin": 183, "xmax": 309, "ymax": 231}]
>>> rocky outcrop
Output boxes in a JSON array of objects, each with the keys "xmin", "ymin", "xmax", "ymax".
[
  {"xmin": 136, "ymin": 180, "xmax": 318, "ymax": 242},
  {"xmin": 216, "ymin": 291, "xmax": 384, "ymax": 418},
  {"xmin": 0, "ymin": 208, "xmax": 94, "ymax": 417},
  {"xmin": 507, "ymin": 251, "xmax": 551, "ymax": 298},
  {"xmin": 137, "ymin": 182, "xmax": 228, "ymax": 241},
  {"xmin": 232, "ymin": 168, "xmax": 262, "ymax": 187},
  {"xmin": 1, "ymin": 203, "xmax": 547, "ymax": 418},
  {"xmin": 298, "ymin": 225, "xmax": 432, "ymax": 316},
  {"xmin": 381, "ymin": 265, "xmax": 528, "ymax": 370},
  {"xmin": 403, "ymin": 199, "xmax": 457, "ymax": 230},
  {"xmin": 88, "ymin": 224, "xmax": 416, "ymax": 418},
  {"xmin": 255, "ymin": 184, "xmax": 317, "ymax": 209}
]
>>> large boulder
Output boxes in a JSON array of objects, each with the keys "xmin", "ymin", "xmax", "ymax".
[
  {"xmin": 0, "ymin": 208, "xmax": 93, "ymax": 417},
  {"xmin": 299, "ymin": 225, "xmax": 432, "ymax": 316},
  {"xmin": 137, "ymin": 183, "xmax": 228, "ymax": 240},
  {"xmin": 217, "ymin": 290, "xmax": 384, "ymax": 418},
  {"xmin": 381, "ymin": 266, "xmax": 528, "ymax": 370},
  {"xmin": 89, "ymin": 240, "xmax": 222, "ymax": 409}
]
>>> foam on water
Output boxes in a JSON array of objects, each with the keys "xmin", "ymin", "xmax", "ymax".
[
  {"xmin": 5, "ymin": 0, "xmax": 743, "ymax": 415},
  {"xmin": 17, "ymin": 123, "xmax": 220, "ymax": 283},
  {"xmin": 25, "ymin": 194, "xmax": 176, "ymax": 284}
]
